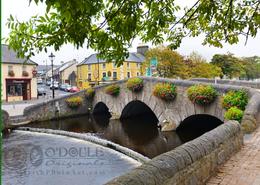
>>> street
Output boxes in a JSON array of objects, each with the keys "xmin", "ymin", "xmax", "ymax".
[{"xmin": 2, "ymin": 84, "xmax": 71, "ymax": 116}]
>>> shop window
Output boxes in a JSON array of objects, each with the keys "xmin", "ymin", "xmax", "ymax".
[{"xmin": 7, "ymin": 84, "xmax": 22, "ymax": 96}]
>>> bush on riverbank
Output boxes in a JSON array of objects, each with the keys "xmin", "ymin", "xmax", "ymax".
[
  {"xmin": 224, "ymin": 107, "xmax": 244, "ymax": 123},
  {"xmin": 222, "ymin": 89, "xmax": 248, "ymax": 110},
  {"xmin": 105, "ymin": 84, "xmax": 120, "ymax": 96},
  {"xmin": 153, "ymin": 83, "xmax": 177, "ymax": 101},
  {"xmin": 127, "ymin": 77, "xmax": 144, "ymax": 92},
  {"xmin": 66, "ymin": 96, "xmax": 83, "ymax": 108},
  {"xmin": 187, "ymin": 84, "xmax": 217, "ymax": 105}
]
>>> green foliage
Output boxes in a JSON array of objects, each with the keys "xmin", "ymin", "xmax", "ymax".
[
  {"xmin": 127, "ymin": 77, "xmax": 144, "ymax": 92},
  {"xmin": 224, "ymin": 107, "xmax": 244, "ymax": 123},
  {"xmin": 222, "ymin": 90, "xmax": 248, "ymax": 110},
  {"xmin": 65, "ymin": 96, "xmax": 83, "ymax": 109},
  {"xmin": 85, "ymin": 88, "xmax": 95, "ymax": 99},
  {"xmin": 5, "ymin": 0, "xmax": 260, "ymax": 65},
  {"xmin": 105, "ymin": 84, "xmax": 120, "ymax": 96},
  {"xmin": 187, "ymin": 85, "xmax": 218, "ymax": 105},
  {"xmin": 153, "ymin": 83, "xmax": 177, "ymax": 101}
]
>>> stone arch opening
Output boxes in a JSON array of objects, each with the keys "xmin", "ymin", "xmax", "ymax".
[
  {"xmin": 93, "ymin": 102, "xmax": 111, "ymax": 117},
  {"xmin": 120, "ymin": 100, "xmax": 158, "ymax": 122},
  {"xmin": 176, "ymin": 114, "xmax": 223, "ymax": 143}
]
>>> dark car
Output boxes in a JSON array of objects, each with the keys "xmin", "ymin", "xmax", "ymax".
[{"xmin": 37, "ymin": 85, "xmax": 46, "ymax": 96}]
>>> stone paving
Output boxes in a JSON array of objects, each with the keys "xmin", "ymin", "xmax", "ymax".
[{"xmin": 206, "ymin": 126, "xmax": 260, "ymax": 185}]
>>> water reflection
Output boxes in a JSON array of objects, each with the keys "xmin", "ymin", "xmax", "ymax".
[{"xmin": 24, "ymin": 114, "xmax": 222, "ymax": 158}]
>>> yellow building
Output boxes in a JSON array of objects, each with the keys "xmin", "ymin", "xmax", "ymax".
[
  {"xmin": 1, "ymin": 44, "xmax": 38, "ymax": 102},
  {"xmin": 77, "ymin": 46, "xmax": 147, "ymax": 89}
]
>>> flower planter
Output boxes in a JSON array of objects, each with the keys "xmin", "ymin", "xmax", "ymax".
[
  {"xmin": 153, "ymin": 83, "xmax": 177, "ymax": 101},
  {"xmin": 105, "ymin": 84, "xmax": 120, "ymax": 96},
  {"xmin": 127, "ymin": 77, "xmax": 144, "ymax": 92}
]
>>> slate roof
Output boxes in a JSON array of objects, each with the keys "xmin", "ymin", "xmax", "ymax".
[
  {"xmin": 78, "ymin": 52, "xmax": 145, "ymax": 66},
  {"xmin": 1, "ymin": 44, "xmax": 38, "ymax": 65}
]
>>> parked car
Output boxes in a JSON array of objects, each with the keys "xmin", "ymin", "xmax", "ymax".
[
  {"xmin": 59, "ymin": 84, "xmax": 69, "ymax": 91},
  {"xmin": 46, "ymin": 80, "xmax": 51, "ymax": 86},
  {"xmin": 37, "ymin": 85, "xmax": 46, "ymax": 96},
  {"xmin": 50, "ymin": 81, "xmax": 59, "ymax": 89},
  {"xmin": 69, "ymin": 86, "xmax": 80, "ymax": 93},
  {"xmin": 65, "ymin": 84, "xmax": 72, "ymax": 92}
]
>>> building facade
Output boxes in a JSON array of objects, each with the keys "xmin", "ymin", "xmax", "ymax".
[
  {"xmin": 77, "ymin": 47, "xmax": 146, "ymax": 89},
  {"xmin": 1, "ymin": 45, "xmax": 38, "ymax": 102},
  {"xmin": 59, "ymin": 59, "xmax": 78, "ymax": 85}
]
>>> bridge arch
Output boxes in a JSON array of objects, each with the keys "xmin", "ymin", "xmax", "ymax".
[
  {"xmin": 93, "ymin": 102, "xmax": 111, "ymax": 116},
  {"xmin": 176, "ymin": 114, "xmax": 223, "ymax": 142},
  {"xmin": 120, "ymin": 100, "xmax": 158, "ymax": 122}
]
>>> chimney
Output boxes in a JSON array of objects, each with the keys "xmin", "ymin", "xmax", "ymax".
[{"xmin": 137, "ymin": 44, "xmax": 148, "ymax": 56}]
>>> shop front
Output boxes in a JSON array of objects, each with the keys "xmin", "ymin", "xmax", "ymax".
[{"xmin": 6, "ymin": 79, "xmax": 31, "ymax": 102}]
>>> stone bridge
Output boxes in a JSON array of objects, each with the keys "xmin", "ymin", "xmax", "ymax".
[
  {"xmin": 6, "ymin": 77, "xmax": 259, "ymax": 133},
  {"xmin": 92, "ymin": 77, "xmax": 260, "ymax": 132}
]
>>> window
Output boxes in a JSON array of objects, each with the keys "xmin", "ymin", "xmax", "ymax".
[
  {"xmin": 113, "ymin": 72, "xmax": 117, "ymax": 79},
  {"xmin": 127, "ymin": 72, "xmax": 131, "ymax": 78},
  {"xmin": 102, "ymin": 63, "xmax": 106, "ymax": 69},
  {"xmin": 88, "ymin": 64, "xmax": 91, "ymax": 70},
  {"xmin": 88, "ymin": 73, "xmax": 91, "ymax": 81},
  {"xmin": 127, "ymin": 62, "xmax": 130, "ymax": 68},
  {"xmin": 113, "ymin": 62, "xmax": 117, "ymax": 68},
  {"xmin": 7, "ymin": 84, "xmax": 22, "ymax": 96},
  {"xmin": 136, "ymin": 63, "xmax": 140, "ymax": 68},
  {"xmin": 8, "ymin": 65, "xmax": 13, "ymax": 72},
  {"xmin": 22, "ymin": 65, "xmax": 27, "ymax": 71},
  {"xmin": 102, "ymin": 72, "xmax": 106, "ymax": 77},
  {"xmin": 137, "ymin": 72, "xmax": 140, "ymax": 76}
]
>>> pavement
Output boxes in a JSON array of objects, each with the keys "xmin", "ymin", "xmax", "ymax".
[
  {"xmin": 207, "ymin": 126, "xmax": 260, "ymax": 185},
  {"xmin": 2, "ymin": 85, "xmax": 70, "ymax": 116}
]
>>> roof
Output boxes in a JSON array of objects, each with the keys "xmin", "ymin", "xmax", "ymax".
[
  {"xmin": 37, "ymin": 65, "xmax": 59, "ymax": 72},
  {"xmin": 1, "ymin": 44, "xmax": 38, "ymax": 65},
  {"xmin": 78, "ymin": 52, "xmax": 145, "ymax": 66},
  {"xmin": 59, "ymin": 60, "xmax": 77, "ymax": 72}
]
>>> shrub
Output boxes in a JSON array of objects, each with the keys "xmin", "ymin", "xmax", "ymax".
[
  {"xmin": 153, "ymin": 83, "xmax": 177, "ymax": 101},
  {"xmin": 85, "ymin": 88, "xmax": 95, "ymax": 99},
  {"xmin": 222, "ymin": 90, "xmax": 248, "ymax": 110},
  {"xmin": 127, "ymin": 77, "xmax": 144, "ymax": 92},
  {"xmin": 105, "ymin": 84, "xmax": 120, "ymax": 96},
  {"xmin": 65, "ymin": 96, "xmax": 83, "ymax": 108},
  {"xmin": 22, "ymin": 71, "xmax": 29, "ymax": 77},
  {"xmin": 224, "ymin": 107, "xmax": 244, "ymax": 123},
  {"xmin": 8, "ymin": 70, "xmax": 15, "ymax": 77},
  {"xmin": 187, "ymin": 84, "xmax": 218, "ymax": 105}
]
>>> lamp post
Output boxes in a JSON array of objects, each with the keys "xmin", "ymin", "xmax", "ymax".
[{"xmin": 49, "ymin": 52, "xmax": 55, "ymax": 99}]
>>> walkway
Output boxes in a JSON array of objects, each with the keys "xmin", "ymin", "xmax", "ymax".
[{"xmin": 207, "ymin": 126, "xmax": 260, "ymax": 185}]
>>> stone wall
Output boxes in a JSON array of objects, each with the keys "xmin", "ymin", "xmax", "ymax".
[
  {"xmin": 106, "ymin": 121, "xmax": 243, "ymax": 185},
  {"xmin": 23, "ymin": 90, "xmax": 92, "ymax": 122},
  {"xmin": 190, "ymin": 78, "xmax": 260, "ymax": 89}
]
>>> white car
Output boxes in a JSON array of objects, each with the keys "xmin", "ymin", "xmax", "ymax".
[{"xmin": 50, "ymin": 81, "xmax": 59, "ymax": 89}]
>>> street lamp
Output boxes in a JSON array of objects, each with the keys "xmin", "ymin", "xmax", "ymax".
[{"xmin": 49, "ymin": 52, "xmax": 55, "ymax": 99}]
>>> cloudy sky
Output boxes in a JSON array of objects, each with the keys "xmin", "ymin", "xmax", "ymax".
[{"xmin": 2, "ymin": 0, "xmax": 260, "ymax": 65}]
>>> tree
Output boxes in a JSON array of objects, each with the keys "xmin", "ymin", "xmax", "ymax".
[
  {"xmin": 186, "ymin": 52, "xmax": 223, "ymax": 78},
  {"xmin": 143, "ymin": 46, "xmax": 189, "ymax": 79},
  {"xmin": 5, "ymin": 0, "xmax": 260, "ymax": 65},
  {"xmin": 211, "ymin": 53, "xmax": 245, "ymax": 78},
  {"xmin": 240, "ymin": 56, "xmax": 260, "ymax": 79}
]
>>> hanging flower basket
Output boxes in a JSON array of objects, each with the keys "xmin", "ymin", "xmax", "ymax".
[
  {"xmin": 8, "ymin": 70, "xmax": 15, "ymax": 77},
  {"xmin": 127, "ymin": 77, "xmax": 144, "ymax": 92},
  {"xmin": 22, "ymin": 71, "xmax": 29, "ymax": 77},
  {"xmin": 187, "ymin": 84, "xmax": 218, "ymax": 106},
  {"xmin": 65, "ymin": 96, "xmax": 83, "ymax": 109},
  {"xmin": 153, "ymin": 83, "xmax": 177, "ymax": 101},
  {"xmin": 85, "ymin": 88, "xmax": 95, "ymax": 99},
  {"xmin": 105, "ymin": 84, "xmax": 120, "ymax": 96}
]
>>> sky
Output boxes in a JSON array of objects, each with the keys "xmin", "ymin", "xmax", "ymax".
[{"xmin": 2, "ymin": 0, "xmax": 260, "ymax": 65}]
